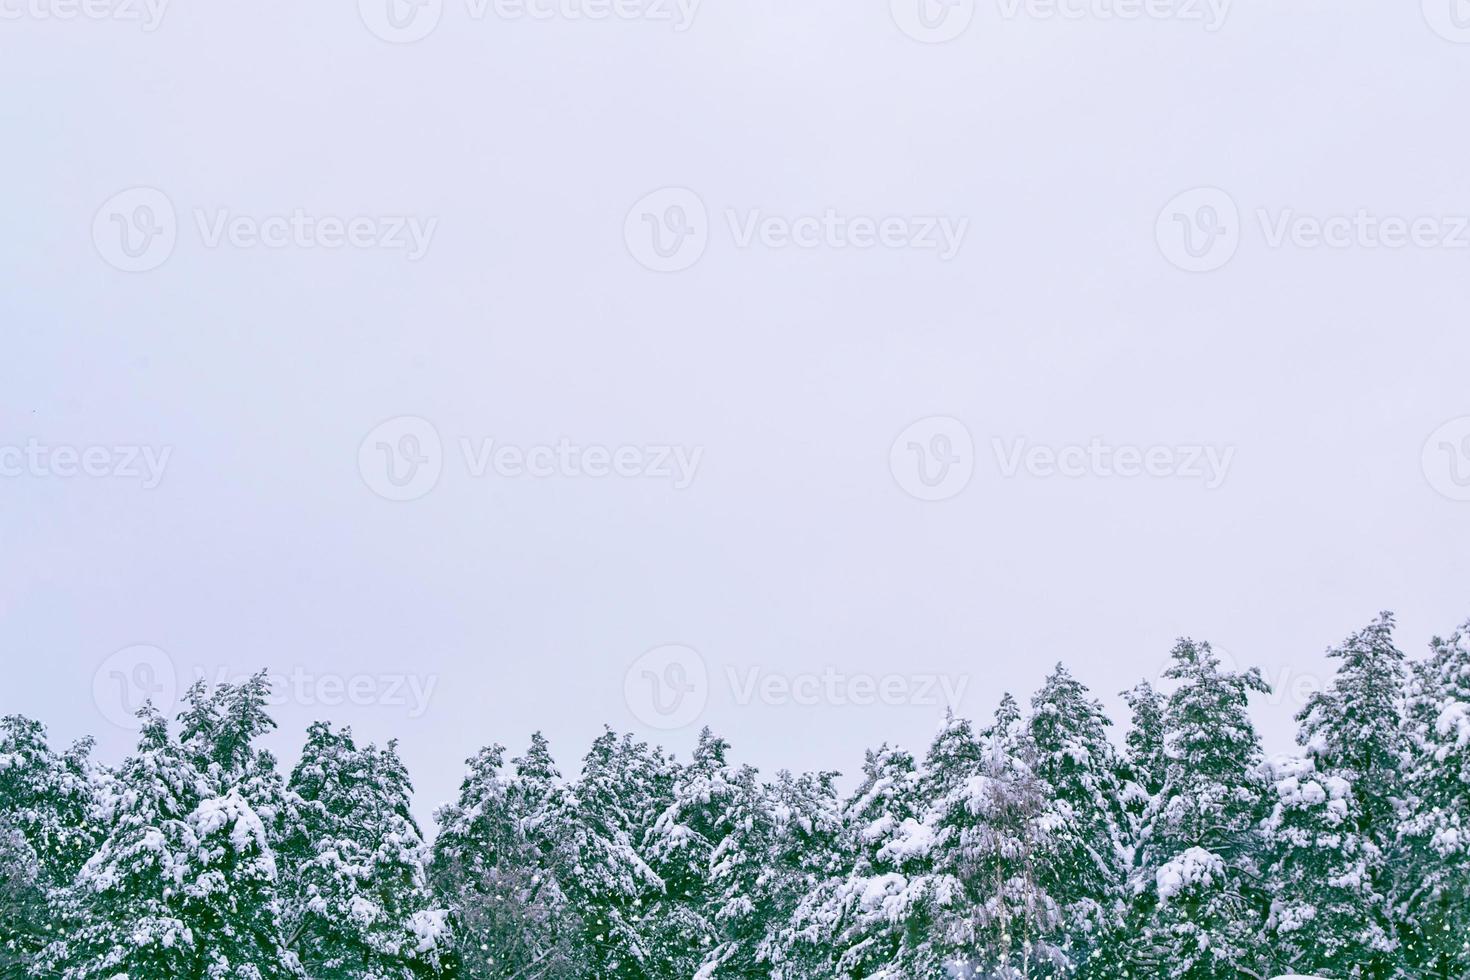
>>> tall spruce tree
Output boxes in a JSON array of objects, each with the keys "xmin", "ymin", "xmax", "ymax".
[
  {"xmin": 55, "ymin": 704, "xmax": 303, "ymax": 979},
  {"xmin": 0, "ymin": 716, "xmax": 104, "ymax": 976},
  {"xmin": 1125, "ymin": 639, "xmax": 1271, "ymax": 979},
  {"xmin": 778, "ymin": 744, "xmax": 927, "ymax": 978},
  {"xmin": 1396, "ymin": 618, "xmax": 1470, "ymax": 977},
  {"xmin": 643, "ymin": 728, "xmax": 735, "ymax": 977},
  {"xmin": 282, "ymin": 722, "xmax": 449, "ymax": 978},
  {"xmin": 1266, "ymin": 613, "xmax": 1407, "ymax": 977},
  {"xmin": 939, "ymin": 694, "xmax": 1063, "ymax": 978},
  {"xmin": 431, "ymin": 737, "xmax": 582, "ymax": 978},
  {"xmin": 1261, "ymin": 753, "xmax": 1398, "ymax": 978},
  {"xmin": 555, "ymin": 729, "xmax": 667, "ymax": 980},
  {"xmin": 1117, "ymin": 680, "xmax": 1167, "ymax": 835},
  {"xmin": 1027, "ymin": 665, "xmax": 1128, "ymax": 974},
  {"xmin": 695, "ymin": 763, "xmax": 773, "ymax": 979},
  {"xmin": 750, "ymin": 768, "xmax": 843, "ymax": 978}
]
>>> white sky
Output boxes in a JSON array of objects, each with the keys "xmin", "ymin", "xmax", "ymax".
[{"xmin": 4, "ymin": 0, "xmax": 1470, "ymax": 824}]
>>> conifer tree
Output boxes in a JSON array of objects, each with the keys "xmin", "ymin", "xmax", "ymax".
[
  {"xmin": 938, "ymin": 694, "xmax": 1063, "ymax": 978},
  {"xmin": 1118, "ymin": 680, "xmax": 1167, "ymax": 833},
  {"xmin": 1261, "ymin": 753, "xmax": 1398, "ymax": 978},
  {"xmin": 643, "ymin": 728, "xmax": 734, "ymax": 977},
  {"xmin": 1396, "ymin": 618, "xmax": 1470, "ymax": 977},
  {"xmin": 778, "ymin": 744, "xmax": 926, "ymax": 978},
  {"xmin": 282, "ymin": 722, "xmax": 449, "ymax": 978},
  {"xmin": 431, "ymin": 737, "xmax": 582, "ymax": 978},
  {"xmin": 0, "ymin": 716, "xmax": 104, "ymax": 975},
  {"xmin": 1297, "ymin": 614, "xmax": 1408, "ymax": 849},
  {"xmin": 0, "ymin": 815, "xmax": 48, "ymax": 980},
  {"xmin": 750, "ymin": 768, "xmax": 842, "ymax": 978},
  {"xmin": 1125, "ymin": 639, "xmax": 1271, "ymax": 980},
  {"xmin": 1027, "ymin": 665, "xmax": 1128, "ymax": 973},
  {"xmin": 555, "ymin": 729, "xmax": 667, "ymax": 980},
  {"xmin": 1265, "ymin": 613, "xmax": 1408, "ymax": 977},
  {"xmin": 55, "ymin": 705, "xmax": 303, "ymax": 979},
  {"xmin": 696, "ymin": 763, "xmax": 772, "ymax": 979}
]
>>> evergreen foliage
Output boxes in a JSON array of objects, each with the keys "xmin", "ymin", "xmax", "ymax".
[{"xmin": 4, "ymin": 612, "xmax": 1469, "ymax": 978}]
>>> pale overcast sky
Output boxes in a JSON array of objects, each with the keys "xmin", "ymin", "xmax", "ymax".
[{"xmin": 4, "ymin": 0, "xmax": 1470, "ymax": 823}]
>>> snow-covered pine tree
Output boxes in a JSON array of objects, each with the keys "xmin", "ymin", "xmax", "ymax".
[
  {"xmin": 918, "ymin": 709, "xmax": 985, "ymax": 803},
  {"xmin": 431, "ymin": 736, "xmax": 583, "ymax": 978},
  {"xmin": 1264, "ymin": 613, "xmax": 1407, "ymax": 978},
  {"xmin": 0, "ymin": 716, "xmax": 105, "ymax": 976},
  {"xmin": 1396, "ymin": 617, "xmax": 1470, "ymax": 978},
  {"xmin": 1027, "ymin": 664, "xmax": 1128, "ymax": 974},
  {"xmin": 178, "ymin": 672, "xmax": 297, "ymax": 865},
  {"xmin": 1117, "ymin": 680, "xmax": 1167, "ymax": 835},
  {"xmin": 0, "ymin": 814, "xmax": 48, "ymax": 980},
  {"xmin": 694, "ymin": 762, "xmax": 772, "ymax": 979},
  {"xmin": 281, "ymin": 722, "xmax": 450, "ymax": 978},
  {"xmin": 750, "ymin": 768, "xmax": 842, "ymax": 978},
  {"xmin": 554, "ymin": 728, "xmax": 667, "ymax": 980},
  {"xmin": 54, "ymin": 704, "xmax": 303, "ymax": 979},
  {"xmin": 503, "ymin": 732, "xmax": 582, "ymax": 976},
  {"xmin": 643, "ymin": 727, "xmax": 735, "ymax": 977},
  {"xmin": 1261, "ymin": 753, "xmax": 1398, "ymax": 978},
  {"xmin": 1124, "ymin": 638, "xmax": 1271, "ymax": 980},
  {"xmin": 776, "ymin": 743, "xmax": 929, "ymax": 978},
  {"xmin": 1298, "ymin": 614, "xmax": 1408, "ymax": 851},
  {"xmin": 933, "ymin": 693, "xmax": 1063, "ymax": 979}
]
